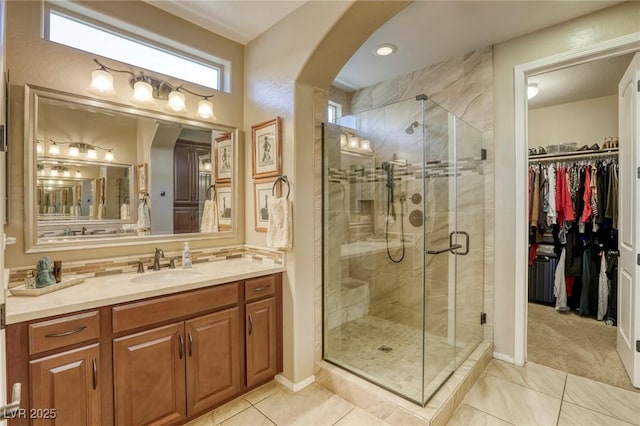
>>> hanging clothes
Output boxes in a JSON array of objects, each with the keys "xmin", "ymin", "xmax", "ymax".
[
  {"xmin": 554, "ymin": 248, "xmax": 568, "ymax": 311},
  {"xmin": 597, "ymin": 253, "xmax": 609, "ymax": 321}
]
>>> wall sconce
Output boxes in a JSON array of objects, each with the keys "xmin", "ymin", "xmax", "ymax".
[
  {"xmin": 87, "ymin": 59, "xmax": 217, "ymax": 120},
  {"xmin": 49, "ymin": 140, "xmax": 115, "ymax": 162}
]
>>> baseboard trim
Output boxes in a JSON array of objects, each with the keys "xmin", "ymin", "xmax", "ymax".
[
  {"xmin": 493, "ymin": 352, "xmax": 523, "ymax": 366},
  {"xmin": 275, "ymin": 374, "xmax": 315, "ymax": 392}
]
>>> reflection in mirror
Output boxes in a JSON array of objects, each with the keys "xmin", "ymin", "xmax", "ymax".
[{"xmin": 26, "ymin": 85, "xmax": 236, "ymax": 250}]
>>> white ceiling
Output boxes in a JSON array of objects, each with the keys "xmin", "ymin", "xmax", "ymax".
[{"xmin": 146, "ymin": 0, "xmax": 631, "ymax": 107}]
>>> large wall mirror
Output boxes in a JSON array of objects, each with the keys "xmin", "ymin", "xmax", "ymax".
[{"xmin": 25, "ymin": 85, "xmax": 238, "ymax": 252}]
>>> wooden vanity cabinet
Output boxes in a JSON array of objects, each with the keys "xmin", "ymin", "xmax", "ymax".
[
  {"xmin": 113, "ymin": 323, "xmax": 186, "ymax": 425},
  {"xmin": 244, "ymin": 275, "xmax": 282, "ymax": 388},
  {"xmin": 6, "ymin": 273, "xmax": 282, "ymax": 426},
  {"xmin": 29, "ymin": 344, "xmax": 101, "ymax": 426}
]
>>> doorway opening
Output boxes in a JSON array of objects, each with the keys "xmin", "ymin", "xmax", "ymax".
[{"xmin": 520, "ymin": 44, "xmax": 640, "ymax": 390}]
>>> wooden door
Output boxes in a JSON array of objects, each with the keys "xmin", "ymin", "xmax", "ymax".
[
  {"xmin": 617, "ymin": 52, "xmax": 640, "ymax": 387},
  {"xmin": 174, "ymin": 142, "xmax": 195, "ymax": 204},
  {"xmin": 174, "ymin": 206, "xmax": 197, "ymax": 234},
  {"xmin": 246, "ymin": 298, "xmax": 277, "ymax": 387},
  {"xmin": 113, "ymin": 323, "xmax": 186, "ymax": 426},
  {"xmin": 185, "ymin": 307, "xmax": 241, "ymax": 416},
  {"xmin": 29, "ymin": 344, "xmax": 101, "ymax": 426}
]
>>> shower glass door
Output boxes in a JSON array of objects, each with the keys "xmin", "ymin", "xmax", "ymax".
[{"xmin": 323, "ymin": 96, "xmax": 484, "ymax": 406}]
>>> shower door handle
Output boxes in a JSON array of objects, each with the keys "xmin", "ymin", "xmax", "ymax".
[
  {"xmin": 426, "ymin": 231, "xmax": 469, "ymax": 255},
  {"xmin": 449, "ymin": 231, "xmax": 469, "ymax": 255}
]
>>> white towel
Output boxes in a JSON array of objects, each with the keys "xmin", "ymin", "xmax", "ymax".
[
  {"xmin": 97, "ymin": 203, "xmax": 104, "ymax": 220},
  {"xmin": 267, "ymin": 197, "xmax": 291, "ymax": 249},
  {"xmin": 120, "ymin": 203, "xmax": 130, "ymax": 220},
  {"xmin": 137, "ymin": 201, "xmax": 151, "ymax": 235},
  {"xmin": 200, "ymin": 199, "xmax": 219, "ymax": 233},
  {"xmin": 89, "ymin": 204, "xmax": 94, "ymax": 218}
]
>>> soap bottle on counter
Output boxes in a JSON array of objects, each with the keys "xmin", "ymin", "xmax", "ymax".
[{"xmin": 182, "ymin": 242, "xmax": 192, "ymax": 269}]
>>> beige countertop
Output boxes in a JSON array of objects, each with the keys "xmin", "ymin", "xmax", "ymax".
[{"xmin": 6, "ymin": 258, "xmax": 285, "ymax": 324}]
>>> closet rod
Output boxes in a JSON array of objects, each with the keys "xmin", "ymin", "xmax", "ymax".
[{"xmin": 528, "ymin": 148, "xmax": 618, "ymax": 163}]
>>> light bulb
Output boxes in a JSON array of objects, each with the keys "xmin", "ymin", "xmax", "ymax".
[
  {"xmin": 340, "ymin": 134, "xmax": 347, "ymax": 147},
  {"xmin": 196, "ymin": 99, "xmax": 216, "ymax": 120},
  {"xmin": 68, "ymin": 145, "xmax": 80, "ymax": 157},
  {"xmin": 360, "ymin": 139, "xmax": 372, "ymax": 152},
  {"xmin": 87, "ymin": 69, "xmax": 116, "ymax": 97},
  {"xmin": 87, "ymin": 147, "xmax": 98, "ymax": 159},
  {"xmin": 75, "ymin": 170, "xmax": 82, "ymax": 178},
  {"xmin": 36, "ymin": 141, "xmax": 44, "ymax": 155},
  {"xmin": 204, "ymin": 161, "xmax": 212, "ymax": 171},
  {"xmin": 50, "ymin": 168, "xmax": 58, "ymax": 177},
  {"xmin": 131, "ymin": 80, "xmax": 155, "ymax": 105},
  {"xmin": 104, "ymin": 150, "xmax": 114, "ymax": 161},
  {"xmin": 166, "ymin": 91, "xmax": 187, "ymax": 113},
  {"xmin": 348, "ymin": 135, "xmax": 359, "ymax": 149},
  {"xmin": 57, "ymin": 180, "xmax": 64, "ymax": 185},
  {"xmin": 63, "ymin": 169, "xmax": 70, "ymax": 177},
  {"xmin": 49, "ymin": 142, "xmax": 60, "ymax": 156}
]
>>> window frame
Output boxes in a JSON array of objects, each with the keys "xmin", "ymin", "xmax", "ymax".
[{"xmin": 43, "ymin": 2, "xmax": 228, "ymax": 92}]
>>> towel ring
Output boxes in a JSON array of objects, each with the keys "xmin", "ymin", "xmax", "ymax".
[
  {"xmin": 272, "ymin": 175, "xmax": 290, "ymax": 199},
  {"xmin": 140, "ymin": 193, "xmax": 150, "ymax": 204},
  {"xmin": 206, "ymin": 184, "xmax": 216, "ymax": 201}
]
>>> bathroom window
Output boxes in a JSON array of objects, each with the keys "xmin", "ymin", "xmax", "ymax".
[
  {"xmin": 44, "ymin": 6, "xmax": 226, "ymax": 91},
  {"xmin": 328, "ymin": 101, "xmax": 342, "ymax": 124}
]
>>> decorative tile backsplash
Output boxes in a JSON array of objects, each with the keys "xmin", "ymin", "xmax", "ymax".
[{"xmin": 8, "ymin": 245, "xmax": 283, "ymax": 288}]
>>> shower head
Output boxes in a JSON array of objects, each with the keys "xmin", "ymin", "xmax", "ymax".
[{"xmin": 405, "ymin": 121, "xmax": 420, "ymax": 134}]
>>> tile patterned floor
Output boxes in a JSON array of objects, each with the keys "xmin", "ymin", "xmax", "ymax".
[
  {"xmin": 324, "ymin": 315, "xmax": 470, "ymax": 400},
  {"xmin": 448, "ymin": 360, "xmax": 640, "ymax": 426},
  {"xmin": 187, "ymin": 359, "xmax": 640, "ymax": 426}
]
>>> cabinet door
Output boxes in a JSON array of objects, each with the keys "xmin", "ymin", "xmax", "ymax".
[
  {"xmin": 174, "ymin": 142, "xmax": 195, "ymax": 204},
  {"xmin": 29, "ymin": 344, "xmax": 101, "ymax": 426},
  {"xmin": 246, "ymin": 298, "xmax": 277, "ymax": 387},
  {"xmin": 185, "ymin": 307, "xmax": 241, "ymax": 416},
  {"xmin": 174, "ymin": 206, "xmax": 197, "ymax": 234},
  {"xmin": 113, "ymin": 323, "xmax": 186, "ymax": 426}
]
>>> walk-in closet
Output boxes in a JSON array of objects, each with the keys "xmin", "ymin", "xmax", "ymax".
[{"xmin": 526, "ymin": 54, "xmax": 635, "ymax": 391}]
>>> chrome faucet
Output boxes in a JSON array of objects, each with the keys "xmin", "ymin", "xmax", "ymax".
[{"xmin": 152, "ymin": 248, "xmax": 164, "ymax": 271}]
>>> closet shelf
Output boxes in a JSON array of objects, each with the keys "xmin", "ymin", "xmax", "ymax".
[{"xmin": 528, "ymin": 148, "xmax": 618, "ymax": 162}]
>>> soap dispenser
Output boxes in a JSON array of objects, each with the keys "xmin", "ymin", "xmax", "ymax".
[{"xmin": 182, "ymin": 242, "xmax": 192, "ymax": 269}]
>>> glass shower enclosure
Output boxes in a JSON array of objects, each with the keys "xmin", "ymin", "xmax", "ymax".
[{"xmin": 323, "ymin": 96, "xmax": 485, "ymax": 404}]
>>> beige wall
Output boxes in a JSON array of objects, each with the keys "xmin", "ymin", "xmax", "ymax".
[
  {"xmin": 528, "ymin": 95, "xmax": 618, "ymax": 149},
  {"xmin": 493, "ymin": 1, "xmax": 640, "ymax": 359},
  {"xmin": 5, "ymin": 0, "xmax": 245, "ymax": 267},
  {"xmin": 245, "ymin": 0, "xmax": 410, "ymax": 383}
]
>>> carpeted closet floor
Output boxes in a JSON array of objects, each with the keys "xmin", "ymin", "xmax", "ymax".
[{"xmin": 527, "ymin": 302, "xmax": 639, "ymax": 392}]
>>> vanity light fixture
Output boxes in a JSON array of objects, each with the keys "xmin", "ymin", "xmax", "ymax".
[
  {"xmin": 62, "ymin": 168, "xmax": 71, "ymax": 178},
  {"xmin": 75, "ymin": 170, "xmax": 82, "ymax": 178},
  {"xmin": 87, "ymin": 59, "xmax": 217, "ymax": 120},
  {"xmin": 36, "ymin": 140, "xmax": 44, "ymax": 155},
  {"xmin": 50, "ymin": 140, "xmax": 116, "ymax": 162},
  {"xmin": 341, "ymin": 131, "xmax": 374, "ymax": 154},
  {"xmin": 48, "ymin": 142, "xmax": 60, "ymax": 156}
]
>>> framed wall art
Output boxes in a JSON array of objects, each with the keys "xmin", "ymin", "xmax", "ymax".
[
  {"xmin": 215, "ymin": 183, "xmax": 232, "ymax": 229},
  {"xmin": 251, "ymin": 117, "xmax": 281, "ymax": 178},
  {"xmin": 253, "ymin": 177, "xmax": 280, "ymax": 232},
  {"xmin": 214, "ymin": 134, "xmax": 232, "ymax": 183},
  {"xmin": 136, "ymin": 163, "xmax": 148, "ymax": 194}
]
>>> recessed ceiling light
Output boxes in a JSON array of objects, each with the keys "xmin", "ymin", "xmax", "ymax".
[{"xmin": 375, "ymin": 43, "xmax": 397, "ymax": 56}]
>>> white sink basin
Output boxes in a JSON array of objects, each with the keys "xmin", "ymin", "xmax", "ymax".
[{"xmin": 130, "ymin": 269, "xmax": 202, "ymax": 284}]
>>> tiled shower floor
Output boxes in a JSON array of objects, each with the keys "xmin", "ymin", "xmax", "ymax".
[{"xmin": 325, "ymin": 315, "xmax": 458, "ymax": 401}]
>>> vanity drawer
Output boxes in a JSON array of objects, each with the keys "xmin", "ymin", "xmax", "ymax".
[
  {"xmin": 112, "ymin": 283, "xmax": 239, "ymax": 334},
  {"xmin": 244, "ymin": 275, "xmax": 276, "ymax": 301},
  {"xmin": 29, "ymin": 310, "xmax": 100, "ymax": 355}
]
